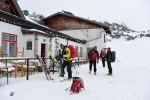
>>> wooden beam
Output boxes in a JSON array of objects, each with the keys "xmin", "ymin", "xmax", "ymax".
[{"xmin": 7, "ymin": 0, "xmax": 18, "ymax": 16}]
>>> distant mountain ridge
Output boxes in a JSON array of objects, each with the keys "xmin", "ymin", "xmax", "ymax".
[
  {"xmin": 22, "ymin": 10, "xmax": 150, "ymax": 41},
  {"xmin": 103, "ymin": 21, "xmax": 150, "ymax": 41}
]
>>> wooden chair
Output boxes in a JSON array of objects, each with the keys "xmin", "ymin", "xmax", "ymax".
[
  {"xmin": 0, "ymin": 62, "xmax": 15, "ymax": 77},
  {"xmin": 0, "ymin": 47, "xmax": 15, "ymax": 77},
  {"xmin": 81, "ymin": 53, "xmax": 87, "ymax": 64},
  {"xmin": 16, "ymin": 47, "xmax": 35, "ymax": 76},
  {"xmin": 22, "ymin": 65, "xmax": 35, "ymax": 76},
  {"xmin": 11, "ymin": 47, "xmax": 25, "ymax": 77},
  {"xmin": 16, "ymin": 47, "xmax": 24, "ymax": 57}
]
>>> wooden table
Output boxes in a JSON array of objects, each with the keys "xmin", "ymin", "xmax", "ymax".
[{"xmin": 0, "ymin": 57, "xmax": 51, "ymax": 81}]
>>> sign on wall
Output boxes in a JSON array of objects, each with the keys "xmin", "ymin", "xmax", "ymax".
[
  {"xmin": 26, "ymin": 40, "xmax": 32, "ymax": 50},
  {"xmin": 43, "ymin": 39, "xmax": 46, "ymax": 42}
]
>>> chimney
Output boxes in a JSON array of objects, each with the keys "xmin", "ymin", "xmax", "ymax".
[{"xmin": 22, "ymin": 10, "xmax": 29, "ymax": 16}]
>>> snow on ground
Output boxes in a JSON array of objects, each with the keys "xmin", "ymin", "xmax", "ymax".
[{"xmin": 1, "ymin": 37, "xmax": 150, "ymax": 100}]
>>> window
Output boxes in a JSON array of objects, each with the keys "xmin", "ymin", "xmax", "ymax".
[
  {"xmin": 26, "ymin": 41, "xmax": 32, "ymax": 50},
  {"xmin": 104, "ymin": 34, "xmax": 106, "ymax": 42},
  {"xmin": 80, "ymin": 47, "xmax": 83, "ymax": 57},
  {"xmin": 1, "ymin": 33, "xmax": 17, "ymax": 57},
  {"xmin": 2, "ymin": 34, "xmax": 8, "ymax": 40}
]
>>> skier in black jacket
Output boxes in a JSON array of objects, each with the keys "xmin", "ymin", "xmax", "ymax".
[{"xmin": 105, "ymin": 47, "xmax": 112, "ymax": 76}]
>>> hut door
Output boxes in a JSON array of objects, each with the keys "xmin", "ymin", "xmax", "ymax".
[
  {"xmin": 75, "ymin": 46, "xmax": 78, "ymax": 57},
  {"xmin": 41, "ymin": 43, "xmax": 45, "ymax": 57}
]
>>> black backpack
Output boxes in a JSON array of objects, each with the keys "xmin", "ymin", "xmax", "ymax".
[{"xmin": 111, "ymin": 51, "xmax": 116, "ymax": 62}]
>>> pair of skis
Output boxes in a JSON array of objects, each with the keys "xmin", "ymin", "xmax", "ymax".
[
  {"xmin": 36, "ymin": 49, "xmax": 79, "ymax": 81},
  {"xmin": 36, "ymin": 50, "xmax": 54, "ymax": 81},
  {"xmin": 48, "ymin": 49, "xmax": 60, "ymax": 73}
]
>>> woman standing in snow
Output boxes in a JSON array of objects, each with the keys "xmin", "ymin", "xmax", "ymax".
[{"xmin": 99, "ymin": 50, "xmax": 106, "ymax": 68}]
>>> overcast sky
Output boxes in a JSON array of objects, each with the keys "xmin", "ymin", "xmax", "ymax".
[{"xmin": 18, "ymin": 0, "xmax": 150, "ymax": 31}]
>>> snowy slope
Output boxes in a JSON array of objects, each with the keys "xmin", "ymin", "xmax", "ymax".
[{"xmin": 0, "ymin": 37, "xmax": 150, "ymax": 100}]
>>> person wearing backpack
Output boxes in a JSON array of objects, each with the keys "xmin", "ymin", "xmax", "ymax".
[
  {"xmin": 99, "ymin": 50, "xmax": 106, "ymax": 68},
  {"xmin": 105, "ymin": 47, "xmax": 112, "ymax": 76},
  {"xmin": 61, "ymin": 45, "xmax": 72, "ymax": 80},
  {"xmin": 88, "ymin": 46, "xmax": 99, "ymax": 75}
]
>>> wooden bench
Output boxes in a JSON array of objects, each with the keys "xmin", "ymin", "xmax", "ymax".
[{"xmin": 0, "ymin": 62, "xmax": 15, "ymax": 77}]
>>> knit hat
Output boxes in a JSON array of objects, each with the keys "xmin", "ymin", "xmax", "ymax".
[{"xmin": 107, "ymin": 47, "xmax": 111, "ymax": 51}]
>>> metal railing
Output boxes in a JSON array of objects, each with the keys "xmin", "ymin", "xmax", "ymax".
[{"xmin": 0, "ymin": 57, "xmax": 51, "ymax": 84}]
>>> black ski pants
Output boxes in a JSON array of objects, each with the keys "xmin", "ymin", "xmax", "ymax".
[
  {"xmin": 62, "ymin": 60, "xmax": 72, "ymax": 78},
  {"xmin": 107, "ymin": 61, "xmax": 112, "ymax": 74},
  {"xmin": 101, "ymin": 57, "xmax": 105, "ymax": 67},
  {"xmin": 89, "ymin": 60, "xmax": 96, "ymax": 72}
]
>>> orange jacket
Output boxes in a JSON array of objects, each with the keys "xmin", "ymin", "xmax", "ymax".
[{"xmin": 100, "ymin": 51, "xmax": 106, "ymax": 59}]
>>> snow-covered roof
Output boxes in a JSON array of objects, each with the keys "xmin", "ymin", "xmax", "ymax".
[
  {"xmin": 22, "ymin": 28, "xmax": 46, "ymax": 34},
  {"xmin": 42, "ymin": 12, "xmax": 111, "ymax": 34},
  {"xmin": 24, "ymin": 16, "xmax": 37, "ymax": 24}
]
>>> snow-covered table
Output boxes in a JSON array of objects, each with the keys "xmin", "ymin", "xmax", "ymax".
[{"xmin": 0, "ymin": 57, "xmax": 51, "ymax": 84}]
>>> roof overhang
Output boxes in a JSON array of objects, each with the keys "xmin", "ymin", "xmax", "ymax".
[
  {"xmin": 0, "ymin": 10, "xmax": 86, "ymax": 44},
  {"xmin": 42, "ymin": 12, "xmax": 111, "ymax": 34}
]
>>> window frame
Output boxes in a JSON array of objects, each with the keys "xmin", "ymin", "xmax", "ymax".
[{"xmin": 1, "ymin": 32, "xmax": 17, "ymax": 57}]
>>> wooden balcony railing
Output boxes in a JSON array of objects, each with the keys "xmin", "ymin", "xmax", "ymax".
[{"xmin": 0, "ymin": 1, "xmax": 10, "ymax": 13}]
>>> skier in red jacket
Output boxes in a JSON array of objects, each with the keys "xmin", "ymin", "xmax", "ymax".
[
  {"xmin": 100, "ymin": 50, "xmax": 106, "ymax": 68},
  {"xmin": 88, "ymin": 46, "xmax": 99, "ymax": 75}
]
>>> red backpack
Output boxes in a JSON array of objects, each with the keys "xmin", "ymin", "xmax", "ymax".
[
  {"xmin": 70, "ymin": 77, "xmax": 85, "ymax": 93},
  {"xmin": 68, "ymin": 45, "xmax": 76, "ymax": 58}
]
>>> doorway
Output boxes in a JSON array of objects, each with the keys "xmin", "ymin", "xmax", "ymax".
[
  {"xmin": 75, "ymin": 46, "xmax": 78, "ymax": 57},
  {"xmin": 41, "ymin": 43, "xmax": 46, "ymax": 57}
]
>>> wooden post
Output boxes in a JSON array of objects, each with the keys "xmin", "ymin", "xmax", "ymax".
[
  {"xmin": 14, "ymin": 63, "xmax": 18, "ymax": 78},
  {"xmin": 26, "ymin": 59, "xmax": 29, "ymax": 80},
  {"xmin": 16, "ymin": 47, "xmax": 18, "ymax": 57},
  {"xmin": 0, "ymin": 47, "xmax": 2, "ymax": 57}
]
